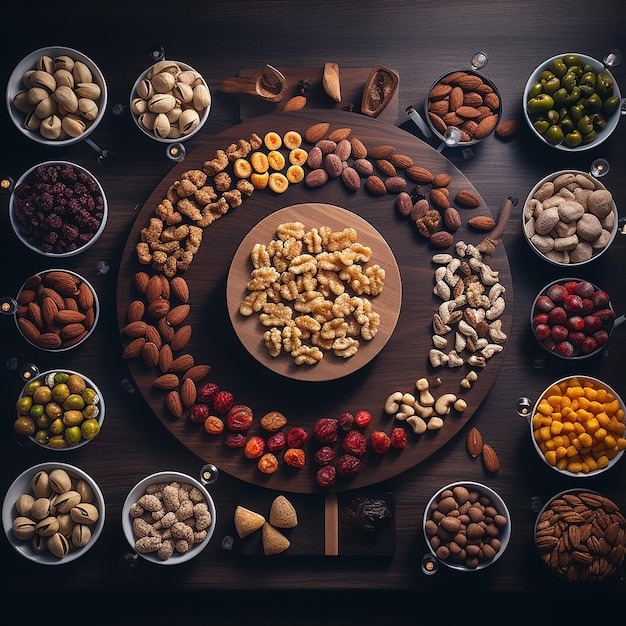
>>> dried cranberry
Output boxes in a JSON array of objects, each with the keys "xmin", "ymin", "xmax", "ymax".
[
  {"xmin": 316, "ymin": 465, "xmax": 336, "ymax": 487},
  {"xmin": 354, "ymin": 410, "xmax": 372, "ymax": 428},
  {"xmin": 283, "ymin": 447, "xmax": 306, "ymax": 468},
  {"xmin": 244, "ymin": 435, "xmax": 266, "ymax": 459},
  {"xmin": 225, "ymin": 433, "xmax": 246, "ymax": 448},
  {"xmin": 287, "ymin": 427, "xmax": 308, "ymax": 448},
  {"xmin": 370, "ymin": 431, "xmax": 391, "ymax": 454},
  {"xmin": 189, "ymin": 403, "xmax": 209, "ymax": 424},
  {"xmin": 338, "ymin": 411, "xmax": 354, "ymax": 432},
  {"xmin": 213, "ymin": 390, "xmax": 234, "ymax": 414},
  {"xmin": 197, "ymin": 382, "xmax": 219, "ymax": 404},
  {"xmin": 314, "ymin": 446, "xmax": 336, "ymax": 465},
  {"xmin": 313, "ymin": 417, "xmax": 338, "ymax": 444},
  {"xmin": 342, "ymin": 429, "xmax": 367, "ymax": 456},
  {"xmin": 226, "ymin": 404, "xmax": 253, "ymax": 431},
  {"xmin": 390, "ymin": 427, "xmax": 408, "ymax": 449},
  {"xmin": 337, "ymin": 454, "xmax": 361, "ymax": 477},
  {"xmin": 267, "ymin": 431, "xmax": 287, "ymax": 452}
]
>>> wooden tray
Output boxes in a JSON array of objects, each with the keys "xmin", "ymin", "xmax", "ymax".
[
  {"xmin": 226, "ymin": 203, "xmax": 402, "ymax": 382},
  {"xmin": 116, "ymin": 109, "xmax": 513, "ymax": 494}
]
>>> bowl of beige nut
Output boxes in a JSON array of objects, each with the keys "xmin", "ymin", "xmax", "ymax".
[
  {"xmin": 122, "ymin": 471, "xmax": 216, "ymax": 564},
  {"xmin": 130, "ymin": 59, "xmax": 211, "ymax": 143},
  {"xmin": 522, "ymin": 170, "xmax": 618, "ymax": 266},
  {"xmin": 2, "ymin": 462, "xmax": 105, "ymax": 565},
  {"xmin": 6, "ymin": 46, "xmax": 108, "ymax": 146}
]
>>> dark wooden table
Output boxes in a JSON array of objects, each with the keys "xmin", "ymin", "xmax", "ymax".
[{"xmin": 1, "ymin": 1, "xmax": 625, "ymax": 621}]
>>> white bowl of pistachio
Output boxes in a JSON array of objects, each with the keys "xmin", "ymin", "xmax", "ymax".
[
  {"xmin": 6, "ymin": 46, "xmax": 108, "ymax": 146},
  {"xmin": 129, "ymin": 59, "xmax": 211, "ymax": 143},
  {"xmin": 2, "ymin": 462, "xmax": 105, "ymax": 565}
]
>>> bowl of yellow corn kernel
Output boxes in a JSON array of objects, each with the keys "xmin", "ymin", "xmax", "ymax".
[{"xmin": 527, "ymin": 375, "xmax": 626, "ymax": 477}]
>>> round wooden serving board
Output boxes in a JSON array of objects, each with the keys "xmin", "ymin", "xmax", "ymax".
[
  {"xmin": 116, "ymin": 109, "xmax": 513, "ymax": 494},
  {"xmin": 226, "ymin": 203, "xmax": 402, "ymax": 382}
]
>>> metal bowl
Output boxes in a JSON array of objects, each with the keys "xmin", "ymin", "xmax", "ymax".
[
  {"xmin": 523, "ymin": 52, "xmax": 622, "ymax": 152},
  {"xmin": 6, "ymin": 46, "xmax": 108, "ymax": 147},
  {"xmin": 2, "ymin": 462, "xmax": 105, "ymax": 565},
  {"xmin": 122, "ymin": 471, "xmax": 216, "ymax": 565},
  {"xmin": 423, "ymin": 481, "xmax": 511, "ymax": 572},
  {"xmin": 526, "ymin": 375, "xmax": 626, "ymax": 478},
  {"xmin": 9, "ymin": 161, "xmax": 108, "ymax": 258},
  {"xmin": 522, "ymin": 169, "xmax": 618, "ymax": 267}
]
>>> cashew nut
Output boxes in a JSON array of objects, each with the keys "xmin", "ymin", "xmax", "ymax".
[
  {"xmin": 446, "ymin": 350, "xmax": 464, "ymax": 368},
  {"xmin": 396, "ymin": 403, "xmax": 415, "ymax": 420},
  {"xmin": 429, "ymin": 349, "xmax": 449, "ymax": 367},
  {"xmin": 427, "ymin": 416, "xmax": 445, "ymax": 430},
  {"xmin": 433, "ymin": 279, "xmax": 451, "ymax": 301},
  {"xmin": 454, "ymin": 398, "xmax": 468, "ymax": 412},
  {"xmin": 432, "ymin": 334, "xmax": 448, "ymax": 349},
  {"xmin": 468, "ymin": 355, "xmax": 486, "ymax": 368},
  {"xmin": 485, "ymin": 296, "xmax": 505, "ymax": 320},
  {"xmin": 384, "ymin": 391, "xmax": 402, "ymax": 415},
  {"xmin": 488, "ymin": 319, "xmax": 507, "ymax": 344},
  {"xmin": 433, "ymin": 314, "xmax": 451, "ymax": 336},
  {"xmin": 407, "ymin": 415, "xmax": 427, "ymax": 434},
  {"xmin": 434, "ymin": 393, "xmax": 458, "ymax": 416},
  {"xmin": 432, "ymin": 253, "xmax": 453, "ymax": 265},
  {"xmin": 481, "ymin": 343, "xmax": 503, "ymax": 359}
]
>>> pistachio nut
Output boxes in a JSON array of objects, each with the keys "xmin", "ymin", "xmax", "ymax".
[
  {"xmin": 30, "ymin": 471, "xmax": 51, "ymax": 498},
  {"xmin": 192, "ymin": 84, "xmax": 211, "ymax": 110},
  {"xmin": 62, "ymin": 114, "xmax": 87, "ymax": 137},
  {"xmin": 153, "ymin": 112, "xmax": 171, "ymax": 139},
  {"xmin": 27, "ymin": 86, "xmax": 50, "ymax": 105},
  {"xmin": 49, "ymin": 468, "xmax": 72, "ymax": 493},
  {"xmin": 22, "ymin": 69, "xmax": 37, "ymax": 88},
  {"xmin": 56, "ymin": 512, "xmax": 76, "ymax": 536},
  {"xmin": 15, "ymin": 493, "xmax": 35, "ymax": 517},
  {"xmin": 53, "ymin": 84, "xmax": 79, "ymax": 112},
  {"xmin": 71, "ymin": 523, "xmax": 92, "ymax": 548},
  {"xmin": 36, "ymin": 515, "xmax": 60, "ymax": 537},
  {"xmin": 12, "ymin": 90, "xmax": 33, "ymax": 113},
  {"xmin": 173, "ymin": 81, "xmax": 193, "ymax": 103},
  {"xmin": 131, "ymin": 97, "xmax": 148, "ymax": 116},
  {"xmin": 74, "ymin": 82, "xmax": 101, "ymax": 100},
  {"xmin": 52, "ymin": 490, "xmax": 81, "ymax": 514},
  {"xmin": 54, "ymin": 55, "xmax": 75, "ymax": 72},
  {"xmin": 37, "ymin": 54, "xmax": 55, "ymax": 74},
  {"xmin": 47, "ymin": 532, "xmax": 70, "ymax": 558},
  {"xmin": 39, "ymin": 115, "xmax": 63, "ymax": 140},
  {"xmin": 148, "ymin": 93, "xmax": 176, "ymax": 113},
  {"xmin": 151, "ymin": 71, "xmax": 176, "ymax": 94},
  {"xmin": 30, "ymin": 70, "xmax": 56, "ymax": 92},
  {"xmin": 70, "ymin": 502, "xmax": 99, "ymax": 525},
  {"xmin": 34, "ymin": 95, "xmax": 58, "ymax": 118},
  {"xmin": 72, "ymin": 60, "xmax": 92, "ymax": 84},
  {"xmin": 149, "ymin": 60, "xmax": 180, "ymax": 77},
  {"xmin": 78, "ymin": 97, "xmax": 99, "ymax": 121},
  {"xmin": 53, "ymin": 68, "xmax": 75, "ymax": 88},
  {"xmin": 32, "ymin": 534, "xmax": 47, "ymax": 553},
  {"xmin": 165, "ymin": 105, "xmax": 182, "ymax": 123},
  {"xmin": 138, "ymin": 111, "xmax": 156, "ymax": 131},
  {"xmin": 177, "ymin": 69, "xmax": 200, "ymax": 85},
  {"xmin": 24, "ymin": 111, "xmax": 42, "ymax": 131},
  {"xmin": 136, "ymin": 78, "xmax": 154, "ymax": 101},
  {"xmin": 12, "ymin": 516, "xmax": 37, "ymax": 540},
  {"xmin": 179, "ymin": 108, "xmax": 200, "ymax": 135},
  {"xmin": 75, "ymin": 479, "xmax": 95, "ymax": 504},
  {"xmin": 30, "ymin": 497, "xmax": 55, "ymax": 520},
  {"xmin": 167, "ymin": 126, "xmax": 182, "ymax": 140}
]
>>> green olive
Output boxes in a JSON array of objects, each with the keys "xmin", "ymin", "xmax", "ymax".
[
  {"xmin": 49, "ymin": 418, "xmax": 65, "ymax": 435},
  {"xmin": 585, "ymin": 93, "xmax": 603, "ymax": 114},
  {"xmin": 533, "ymin": 119, "xmax": 550, "ymax": 135},
  {"xmin": 546, "ymin": 109, "xmax": 560, "ymax": 124},
  {"xmin": 16, "ymin": 396, "xmax": 33, "ymax": 415},
  {"xmin": 52, "ymin": 383, "xmax": 70, "ymax": 403},
  {"xmin": 82, "ymin": 405, "xmax": 99, "ymax": 420},
  {"xmin": 63, "ymin": 410, "xmax": 84, "ymax": 426},
  {"xmin": 559, "ymin": 115, "xmax": 576, "ymax": 134},
  {"xmin": 602, "ymin": 95, "xmax": 620, "ymax": 115},
  {"xmin": 577, "ymin": 115, "xmax": 594, "ymax": 135},
  {"xmin": 81, "ymin": 419, "xmax": 101, "ymax": 440},
  {"xmin": 35, "ymin": 430, "xmax": 50, "ymax": 445},
  {"xmin": 527, "ymin": 93, "xmax": 555, "ymax": 114},
  {"xmin": 596, "ymin": 72, "xmax": 614, "ymax": 97},
  {"xmin": 45, "ymin": 401, "xmax": 63, "ymax": 419},
  {"xmin": 14, "ymin": 416, "xmax": 36, "ymax": 437},
  {"xmin": 67, "ymin": 374, "xmax": 86, "ymax": 394},
  {"xmin": 48, "ymin": 435, "xmax": 68, "ymax": 449},
  {"xmin": 32, "ymin": 385, "xmax": 52, "ymax": 405},
  {"xmin": 29, "ymin": 404, "xmax": 45, "ymax": 420},
  {"xmin": 82, "ymin": 388, "xmax": 97, "ymax": 405},
  {"xmin": 564, "ymin": 54, "xmax": 583, "ymax": 68},
  {"xmin": 35, "ymin": 414, "xmax": 51, "ymax": 429},
  {"xmin": 63, "ymin": 393, "xmax": 85, "ymax": 411},
  {"xmin": 570, "ymin": 102, "xmax": 585, "ymax": 121},
  {"xmin": 54, "ymin": 373, "xmax": 69, "ymax": 384},
  {"xmin": 581, "ymin": 129, "xmax": 598, "ymax": 144},
  {"xmin": 24, "ymin": 380, "xmax": 42, "ymax": 396},
  {"xmin": 549, "ymin": 58, "xmax": 567, "ymax": 78},
  {"xmin": 545, "ymin": 124, "xmax": 564, "ymax": 144},
  {"xmin": 64, "ymin": 426, "xmax": 82, "ymax": 445},
  {"xmin": 591, "ymin": 113, "xmax": 607, "ymax": 132}
]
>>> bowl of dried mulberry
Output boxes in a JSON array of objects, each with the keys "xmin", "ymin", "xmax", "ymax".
[
  {"xmin": 122, "ymin": 471, "xmax": 216, "ymax": 564},
  {"xmin": 9, "ymin": 161, "xmax": 108, "ymax": 257}
]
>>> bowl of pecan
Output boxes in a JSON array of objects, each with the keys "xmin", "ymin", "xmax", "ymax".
[
  {"xmin": 423, "ymin": 481, "xmax": 511, "ymax": 572},
  {"xmin": 425, "ymin": 68, "xmax": 502, "ymax": 145},
  {"xmin": 526, "ymin": 375, "xmax": 626, "ymax": 477},
  {"xmin": 9, "ymin": 161, "xmax": 108, "ymax": 258},
  {"xmin": 122, "ymin": 471, "xmax": 216, "ymax": 564},
  {"xmin": 14, "ymin": 269, "xmax": 100, "ymax": 352},
  {"xmin": 534, "ymin": 489, "xmax": 626, "ymax": 582},
  {"xmin": 6, "ymin": 46, "xmax": 108, "ymax": 147}
]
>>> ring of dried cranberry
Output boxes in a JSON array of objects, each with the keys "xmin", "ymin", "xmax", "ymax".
[
  {"xmin": 267, "ymin": 431, "xmax": 287, "ymax": 452},
  {"xmin": 313, "ymin": 417, "xmax": 338, "ymax": 444},
  {"xmin": 342, "ymin": 429, "xmax": 367, "ymax": 456}
]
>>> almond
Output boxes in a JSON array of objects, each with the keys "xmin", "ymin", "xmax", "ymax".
[
  {"xmin": 449, "ymin": 86, "xmax": 464, "ymax": 111},
  {"xmin": 405, "ymin": 165, "xmax": 434, "ymax": 184},
  {"xmin": 328, "ymin": 127, "xmax": 351, "ymax": 142},
  {"xmin": 54, "ymin": 310, "xmax": 86, "ymax": 324},
  {"xmin": 123, "ymin": 337, "xmax": 145, "ymax": 359},
  {"xmin": 429, "ymin": 187, "xmax": 450, "ymax": 209},
  {"xmin": 41, "ymin": 297, "xmax": 59, "ymax": 326},
  {"xmin": 375, "ymin": 159, "xmax": 396, "ymax": 177},
  {"xmin": 455, "ymin": 190, "xmax": 481, "ymax": 207},
  {"xmin": 466, "ymin": 427, "xmax": 483, "ymax": 457},
  {"xmin": 44, "ymin": 271, "xmax": 79, "ymax": 285},
  {"xmin": 483, "ymin": 91, "xmax": 500, "ymax": 110},
  {"xmin": 127, "ymin": 300, "xmax": 145, "ymax": 322},
  {"xmin": 482, "ymin": 443, "xmax": 500, "ymax": 472},
  {"xmin": 134, "ymin": 271, "xmax": 150, "ymax": 293},
  {"xmin": 468, "ymin": 215, "xmax": 496, "ymax": 231},
  {"xmin": 165, "ymin": 390, "xmax": 183, "ymax": 418},
  {"xmin": 17, "ymin": 289, "xmax": 37, "ymax": 305},
  {"xmin": 64, "ymin": 330, "xmax": 88, "ymax": 347},
  {"xmin": 463, "ymin": 91, "xmax": 483, "ymax": 107},
  {"xmin": 428, "ymin": 83, "xmax": 452, "ymax": 99},
  {"xmin": 440, "ymin": 71, "xmax": 468, "ymax": 85},
  {"xmin": 27, "ymin": 302, "xmax": 44, "ymax": 328},
  {"xmin": 159, "ymin": 274, "xmax": 170, "ymax": 300},
  {"xmin": 282, "ymin": 95, "xmax": 307, "ymax": 112},
  {"xmin": 389, "ymin": 153, "xmax": 414, "ymax": 169},
  {"xmin": 145, "ymin": 324, "xmax": 162, "ymax": 348},
  {"xmin": 182, "ymin": 364, "xmax": 211, "ymax": 382},
  {"xmin": 142, "ymin": 341, "xmax": 160, "ymax": 367},
  {"xmin": 64, "ymin": 297, "xmax": 79, "ymax": 312},
  {"xmin": 180, "ymin": 377, "xmax": 197, "ymax": 408},
  {"xmin": 456, "ymin": 105, "xmax": 481, "ymax": 119},
  {"xmin": 34, "ymin": 332, "xmax": 63, "ymax": 349},
  {"xmin": 474, "ymin": 114, "xmax": 498, "ymax": 139},
  {"xmin": 304, "ymin": 122, "xmax": 329, "ymax": 143},
  {"xmin": 166, "ymin": 304, "xmax": 190, "ymax": 327},
  {"xmin": 170, "ymin": 354, "xmax": 195, "ymax": 373},
  {"xmin": 429, "ymin": 231, "xmax": 453, "ymax": 248},
  {"xmin": 50, "ymin": 279, "xmax": 78, "ymax": 297},
  {"xmin": 349, "ymin": 136, "xmax": 367, "ymax": 159},
  {"xmin": 443, "ymin": 207, "xmax": 462, "ymax": 231},
  {"xmin": 433, "ymin": 173, "xmax": 451, "ymax": 188},
  {"xmin": 428, "ymin": 100, "xmax": 449, "ymax": 116},
  {"xmin": 170, "ymin": 276, "xmax": 189, "ymax": 303},
  {"xmin": 495, "ymin": 119, "xmax": 519, "ymax": 138},
  {"xmin": 452, "ymin": 74, "xmax": 483, "ymax": 90},
  {"xmin": 153, "ymin": 373, "xmax": 180, "ymax": 390},
  {"xmin": 145, "ymin": 275, "xmax": 163, "ymax": 303},
  {"xmin": 41, "ymin": 288, "xmax": 65, "ymax": 310},
  {"xmin": 367, "ymin": 144, "xmax": 394, "ymax": 159},
  {"xmin": 157, "ymin": 316, "xmax": 175, "ymax": 342},
  {"xmin": 158, "ymin": 344, "xmax": 174, "ymax": 373},
  {"xmin": 147, "ymin": 297, "xmax": 170, "ymax": 318},
  {"xmin": 170, "ymin": 324, "xmax": 192, "ymax": 351},
  {"xmin": 18, "ymin": 317, "xmax": 41, "ymax": 342},
  {"xmin": 428, "ymin": 112, "xmax": 447, "ymax": 134},
  {"xmin": 61, "ymin": 323, "xmax": 86, "ymax": 339},
  {"xmin": 122, "ymin": 320, "xmax": 147, "ymax": 337},
  {"xmin": 365, "ymin": 175, "xmax": 387, "ymax": 196},
  {"xmin": 78, "ymin": 282, "xmax": 95, "ymax": 310}
]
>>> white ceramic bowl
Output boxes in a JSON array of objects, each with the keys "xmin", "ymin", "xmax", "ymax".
[
  {"xmin": 15, "ymin": 368, "xmax": 104, "ymax": 450},
  {"xmin": 523, "ymin": 52, "xmax": 622, "ymax": 151},
  {"xmin": 522, "ymin": 169, "xmax": 618, "ymax": 267},
  {"xmin": 2, "ymin": 462, "xmax": 105, "ymax": 565},
  {"xmin": 423, "ymin": 481, "xmax": 511, "ymax": 572},
  {"xmin": 527, "ymin": 375, "xmax": 626, "ymax": 477},
  {"xmin": 9, "ymin": 161, "xmax": 108, "ymax": 258},
  {"xmin": 14, "ymin": 268, "xmax": 100, "ymax": 352},
  {"xmin": 130, "ymin": 59, "xmax": 211, "ymax": 143},
  {"xmin": 6, "ymin": 46, "xmax": 108, "ymax": 146},
  {"xmin": 122, "ymin": 471, "xmax": 216, "ymax": 565}
]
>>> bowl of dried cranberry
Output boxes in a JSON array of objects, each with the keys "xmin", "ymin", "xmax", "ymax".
[
  {"xmin": 9, "ymin": 161, "xmax": 107, "ymax": 257},
  {"xmin": 530, "ymin": 278, "xmax": 623, "ymax": 360}
]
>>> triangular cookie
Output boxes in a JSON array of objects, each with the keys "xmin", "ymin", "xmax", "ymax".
[
  {"xmin": 234, "ymin": 505, "xmax": 265, "ymax": 538},
  {"xmin": 269, "ymin": 495, "xmax": 298, "ymax": 528},
  {"xmin": 262, "ymin": 522, "xmax": 290, "ymax": 555}
]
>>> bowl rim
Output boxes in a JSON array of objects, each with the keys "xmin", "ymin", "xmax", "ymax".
[
  {"xmin": 424, "ymin": 67, "xmax": 502, "ymax": 145},
  {"xmin": 9, "ymin": 160, "xmax": 108, "ymax": 258},
  {"xmin": 14, "ymin": 267, "xmax": 100, "ymax": 352},
  {"xmin": 530, "ymin": 277, "xmax": 615, "ymax": 360},
  {"xmin": 422, "ymin": 480, "xmax": 511, "ymax": 571},
  {"xmin": 2, "ymin": 461, "xmax": 105, "ymax": 565},
  {"xmin": 6, "ymin": 45, "xmax": 109, "ymax": 147},
  {"xmin": 130, "ymin": 59, "xmax": 211, "ymax": 144},
  {"xmin": 522, "ymin": 168, "xmax": 618, "ymax": 267},
  {"xmin": 121, "ymin": 470, "xmax": 216, "ymax": 565},
  {"xmin": 528, "ymin": 374, "xmax": 625, "ymax": 477},
  {"xmin": 522, "ymin": 52, "xmax": 622, "ymax": 152},
  {"xmin": 18, "ymin": 368, "xmax": 105, "ymax": 451}
]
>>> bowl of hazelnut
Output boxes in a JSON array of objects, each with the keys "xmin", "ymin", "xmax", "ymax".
[
  {"xmin": 522, "ymin": 169, "xmax": 617, "ymax": 266},
  {"xmin": 9, "ymin": 161, "xmax": 108, "ymax": 257},
  {"xmin": 122, "ymin": 471, "xmax": 216, "ymax": 564},
  {"xmin": 6, "ymin": 46, "xmax": 107, "ymax": 146},
  {"xmin": 526, "ymin": 375, "xmax": 626, "ymax": 477},
  {"xmin": 423, "ymin": 481, "xmax": 511, "ymax": 572},
  {"xmin": 130, "ymin": 59, "xmax": 211, "ymax": 143},
  {"xmin": 531, "ymin": 278, "xmax": 622, "ymax": 360},
  {"xmin": 2, "ymin": 462, "xmax": 105, "ymax": 565}
]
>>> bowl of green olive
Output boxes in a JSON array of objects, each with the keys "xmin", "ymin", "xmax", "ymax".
[
  {"xmin": 14, "ymin": 369, "xmax": 104, "ymax": 450},
  {"xmin": 523, "ymin": 52, "xmax": 622, "ymax": 151}
]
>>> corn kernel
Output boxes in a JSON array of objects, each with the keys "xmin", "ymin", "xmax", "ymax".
[
  {"xmin": 597, "ymin": 456, "xmax": 610, "ymax": 469},
  {"xmin": 545, "ymin": 450, "xmax": 557, "ymax": 466},
  {"xmin": 567, "ymin": 461, "xmax": 583, "ymax": 473}
]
